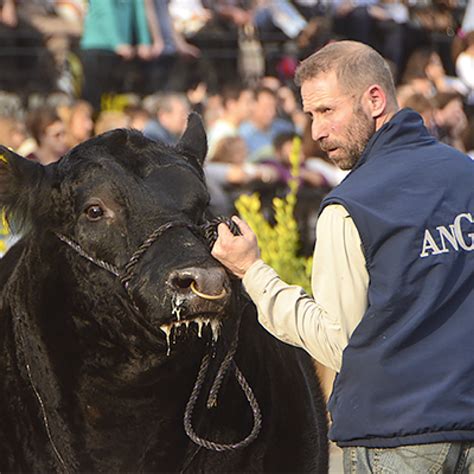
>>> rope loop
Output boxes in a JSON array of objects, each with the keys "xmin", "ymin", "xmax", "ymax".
[{"xmin": 183, "ymin": 352, "xmax": 262, "ymax": 452}]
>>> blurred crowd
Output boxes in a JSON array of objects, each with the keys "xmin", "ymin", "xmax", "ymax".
[{"xmin": 1, "ymin": 0, "xmax": 474, "ymax": 254}]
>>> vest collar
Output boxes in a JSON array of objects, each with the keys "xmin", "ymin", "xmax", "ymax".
[{"xmin": 352, "ymin": 108, "xmax": 435, "ymax": 172}]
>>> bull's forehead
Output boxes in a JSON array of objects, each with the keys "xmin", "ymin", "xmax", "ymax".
[{"xmin": 58, "ymin": 142, "xmax": 208, "ymax": 219}]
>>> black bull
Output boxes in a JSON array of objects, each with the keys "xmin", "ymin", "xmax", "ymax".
[{"xmin": 0, "ymin": 113, "xmax": 328, "ymax": 472}]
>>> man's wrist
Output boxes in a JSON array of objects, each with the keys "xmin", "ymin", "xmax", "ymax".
[{"xmin": 240, "ymin": 258, "xmax": 264, "ymax": 279}]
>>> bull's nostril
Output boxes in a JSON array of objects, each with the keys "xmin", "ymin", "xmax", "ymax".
[
  {"xmin": 173, "ymin": 277, "xmax": 194, "ymax": 290},
  {"xmin": 168, "ymin": 267, "xmax": 229, "ymax": 300}
]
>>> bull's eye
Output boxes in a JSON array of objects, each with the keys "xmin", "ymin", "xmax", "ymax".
[{"xmin": 85, "ymin": 204, "xmax": 104, "ymax": 221}]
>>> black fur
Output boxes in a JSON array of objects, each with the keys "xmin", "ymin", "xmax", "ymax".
[{"xmin": 0, "ymin": 115, "xmax": 328, "ymax": 472}]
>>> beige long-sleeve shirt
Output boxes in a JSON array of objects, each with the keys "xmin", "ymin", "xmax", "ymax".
[{"xmin": 242, "ymin": 204, "xmax": 369, "ymax": 372}]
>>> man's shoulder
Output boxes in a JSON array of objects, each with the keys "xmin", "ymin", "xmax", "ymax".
[
  {"xmin": 271, "ymin": 118, "xmax": 295, "ymax": 135},
  {"xmin": 321, "ymin": 203, "xmax": 351, "ymax": 219},
  {"xmin": 143, "ymin": 120, "xmax": 168, "ymax": 141},
  {"xmin": 239, "ymin": 121, "xmax": 258, "ymax": 137}
]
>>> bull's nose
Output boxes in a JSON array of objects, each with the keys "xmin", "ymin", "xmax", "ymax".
[{"xmin": 167, "ymin": 267, "xmax": 228, "ymax": 299}]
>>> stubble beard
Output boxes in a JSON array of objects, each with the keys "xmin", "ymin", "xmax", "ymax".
[{"xmin": 324, "ymin": 103, "xmax": 376, "ymax": 171}]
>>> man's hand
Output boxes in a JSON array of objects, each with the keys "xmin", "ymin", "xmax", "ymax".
[
  {"xmin": 115, "ymin": 44, "xmax": 135, "ymax": 60},
  {"xmin": 1, "ymin": 0, "xmax": 18, "ymax": 28},
  {"xmin": 211, "ymin": 216, "xmax": 260, "ymax": 279}
]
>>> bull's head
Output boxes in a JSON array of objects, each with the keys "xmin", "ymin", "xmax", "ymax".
[{"xmin": 0, "ymin": 114, "xmax": 236, "ymax": 358}]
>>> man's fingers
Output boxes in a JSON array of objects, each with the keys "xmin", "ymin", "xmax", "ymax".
[
  {"xmin": 216, "ymin": 222, "xmax": 234, "ymax": 240},
  {"xmin": 232, "ymin": 216, "xmax": 254, "ymax": 238}
]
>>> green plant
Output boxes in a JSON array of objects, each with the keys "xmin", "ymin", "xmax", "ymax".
[{"xmin": 234, "ymin": 138, "xmax": 313, "ymax": 294}]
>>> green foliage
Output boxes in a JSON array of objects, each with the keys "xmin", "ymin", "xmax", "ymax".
[{"xmin": 235, "ymin": 138, "xmax": 313, "ymax": 294}]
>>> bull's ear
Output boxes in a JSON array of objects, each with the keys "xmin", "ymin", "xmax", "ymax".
[
  {"xmin": 0, "ymin": 145, "xmax": 45, "ymax": 231},
  {"xmin": 176, "ymin": 112, "xmax": 207, "ymax": 166}
]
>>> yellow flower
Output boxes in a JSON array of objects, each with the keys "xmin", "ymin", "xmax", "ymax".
[{"xmin": 234, "ymin": 137, "xmax": 312, "ymax": 293}]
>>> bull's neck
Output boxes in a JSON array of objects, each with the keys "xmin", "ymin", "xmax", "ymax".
[{"xmin": 74, "ymin": 342, "xmax": 205, "ymax": 471}]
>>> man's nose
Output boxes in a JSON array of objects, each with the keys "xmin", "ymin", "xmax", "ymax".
[{"xmin": 311, "ymin": 120, "xmax": 328, "ymax": 142}]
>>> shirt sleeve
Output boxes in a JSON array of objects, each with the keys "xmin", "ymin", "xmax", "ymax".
[{"xmin": 242, "ymin": 204, "xmax": 369, "ymax": 372}]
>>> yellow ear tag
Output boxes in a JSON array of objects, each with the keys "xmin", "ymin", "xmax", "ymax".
[
  {"xmin": 1, "ymin": 210, "xmax": 10, "ymax": 238},
  {"xmin": 0, "ymin": 154, "xmax": 7, "ymax": 164}
]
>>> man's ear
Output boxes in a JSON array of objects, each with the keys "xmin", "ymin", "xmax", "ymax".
[
  {"xmin": 365, "ymin": 84, "xmax": 387, "ymax": 119},
  {"xmin": 176, "ymin": 112, "xmax": 208, "ymax": 167},
  {"xmin": 0, "ymin": 145, "xmax": 46, "ymax": 232}
]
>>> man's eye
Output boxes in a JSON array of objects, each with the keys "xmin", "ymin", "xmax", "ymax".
[{"xmin": 85, "ymin": 205, "xmax": 104, "ymax": 221}]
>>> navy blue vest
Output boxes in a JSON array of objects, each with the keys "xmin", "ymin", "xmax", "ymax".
[{"xmin": 321, "ymin": 109, "xmax": 474, "ymax": 447}]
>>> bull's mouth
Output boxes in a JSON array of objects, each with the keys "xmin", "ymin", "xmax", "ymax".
[
  {"xmin": 157, "ymin": 277, "xmax": 231, "ymax": 355},
  {"xmin": 159, "ymin": 314, "xmax": 223, "ymax": 356}
]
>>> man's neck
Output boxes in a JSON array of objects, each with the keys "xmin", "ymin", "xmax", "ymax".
[
  {"xmin": 375, "ymin": 106, "xmax": 399, "ymax": 132},
  {"xmin": 251, "ymin": 120, "xmax": 270, "ymax": 132}
]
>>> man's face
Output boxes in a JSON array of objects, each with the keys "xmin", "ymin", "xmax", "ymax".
[
  {"xmin": 441, "ymin": 98, "xmax": 465, "ymax": 130},
  {"xmin": 235, "ymin": 90, "xmax": 254, "ymax": 124},
  {"xmin": 252, "ymin": 91, "xmax": 276, "ymax": 130},
  {"xmin": 70, "ymin": 106, "xmax": 94, "ymax": 142},
  {"xmin": 42, "ymin": 120, "xmax": 68, "ymax": 158},
  {"xmin": 301, "ymin": 72, "xmax": 375, "ymax": 170},
  {"xmin": 160, "ymin": 99, "xmax": 190, "ymax": 136}
]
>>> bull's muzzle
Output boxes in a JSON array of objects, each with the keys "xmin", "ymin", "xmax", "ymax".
[{"xmin": 167, "ymin": 266, "xmax": 230, "ymax": 304}]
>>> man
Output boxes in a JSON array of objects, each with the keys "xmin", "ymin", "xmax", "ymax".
[
  {"xmin": 206, "ymin": 83, "xmax": 253, "ymax": 160},
  {"xmin": 432, "ymin": 92, "xmax": 468, "ymax": 151},
  {"xmin": 26, "ymin": 106, "xmax": 68, "ymax": 165},
  {"xmin": 212, "ymin": 41, "xmax": 474, "ymax": 472},
  {"xmin": 143, "ymin": 93, "xmax": 190, "ymax": 145},
  {"xmin": 239, "ymin": 86, "xmax": 294, "ymax": 162}
]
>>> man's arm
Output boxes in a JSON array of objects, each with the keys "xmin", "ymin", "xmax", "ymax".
[{"xmin": 212, "ymin": 205, "xmax": 368, "ymax": 371}]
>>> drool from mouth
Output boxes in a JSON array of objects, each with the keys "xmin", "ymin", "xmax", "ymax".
[{"xmin": 160, "ymin": 317, "xmax": 222, "ymax": 356}]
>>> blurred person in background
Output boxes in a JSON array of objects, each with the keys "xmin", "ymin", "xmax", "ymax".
[
  {"xmin": 60, "ymin": 100, "xmax": 94, "ymax": 149},
  {"xmin": 239, "ymin": 86, "xmax": 294, "ymax": 162},
  {"xmin": 0, "ymin": 0, "xmax": 58, "ymax": 93},
  {"xmin": 433, "ymin": 91, "xmax": 468, "ymax": 151},
  {"xmin": 402, "ymin": 47, "xmax": 468, "ymax": 99},
  {"xmin": 455, "ymin": 30, "xmax": 474, "ymax": 106},
  {"xmin": 261, "ymin": 131, "xmax": 327, "ymax": 189},
  {"xmin": 462, "ymin": 115, "xmax": 474, "ymax": 159},
  {"xmin": 332, "ymin": 0, "xmax": 377, "ymax": 46},
  {"xmin": 143, "ymin": 93, "xmax": 190, "ymax": 145},
  {"xmin": 205, "ymin": 135, "xmax": 276, "ymax": 215},
  {"xmin": 0, "ymin": 113, "xmax": 27, "ymax": 153},
  {"xmin": 202, "ymin": 92, "xmax": 224, "ymax": 130},
  {"xmin": 206, "ymin": 83, "xmax": 254, "ymax": 160},
  {"xmin": 259, "ymin": 76, "xmax": 301, "ymax": 129},
  {"xmin": 26, "ymin": 106, "xmax": 68, "ymax": 165},
  {"xmin": 124, "ymin": 105, "xmax": 151, "ymax": 132},
  {"xmin": 209, "ymin": 0, "xmax": 307, "ymax": 39},
  {"xmin": 94, "ymin": 110, "xmax": 130, "ymax": 136},
  {"xmin": 143, "ymin": 0, "xmax": 201, "ymax": 94},
  {"xmin": 80, "ymin": 0, "xmax": 151, "ymax": 111},
  {"xmin": 0, "ymin": 93, "xmax": 36, "ymax": 156},
  {"xmin": 404, "ymin": 91, "xmax": 468, "ymax": 152}
]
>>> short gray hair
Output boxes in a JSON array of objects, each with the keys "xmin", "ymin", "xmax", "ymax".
[{"xmin": 295, "ymin": 41, "xmax": 397, "ymax": 102}]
